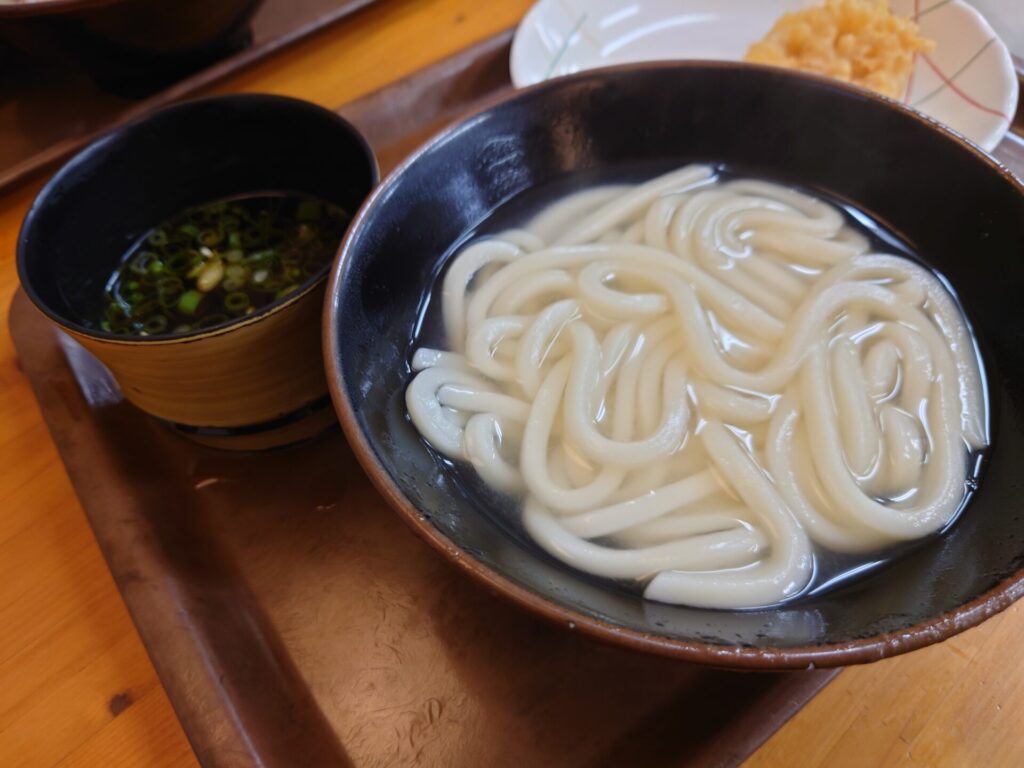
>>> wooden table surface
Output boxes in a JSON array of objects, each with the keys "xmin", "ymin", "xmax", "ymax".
[{"xmin": 1, "ymin": 2, "xmax": 1022, "ymax": 766}]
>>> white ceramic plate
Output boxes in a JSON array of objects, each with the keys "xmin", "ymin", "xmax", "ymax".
[{"xmin": 510, "ymin": 0, "xmax": 1019, "ymax": 151}]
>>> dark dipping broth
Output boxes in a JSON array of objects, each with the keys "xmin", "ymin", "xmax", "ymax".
[{"xmin": 96, "ymin": 193, "xmax": 349, "ymax": 337}]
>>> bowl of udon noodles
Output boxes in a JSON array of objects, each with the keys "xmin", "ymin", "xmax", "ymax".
[{"xmin": 324, "ymin": 61, "xmax": 1024, "ymax": 668}]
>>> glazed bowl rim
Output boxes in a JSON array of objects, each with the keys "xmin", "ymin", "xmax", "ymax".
[
  {"xmin": 17, "ymin": 92, "xmax": 379, "ymax": 346},
  {"xmin": 323, "ymin": 59, "xmax": 1024, "ymax": 669},
  {"xmin": 0, "ymin": 0, "xmax": 125, "ymax": 20}
]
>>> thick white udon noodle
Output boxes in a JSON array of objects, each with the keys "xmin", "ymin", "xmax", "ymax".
[{"xmin": 406, "ymin": 165, "xmax": 987, "ymax": 609}]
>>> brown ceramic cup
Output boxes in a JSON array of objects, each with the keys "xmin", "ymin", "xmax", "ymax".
[{"xmin": 18, "ymin": 93, "xmax": 377, "ymax": 450}]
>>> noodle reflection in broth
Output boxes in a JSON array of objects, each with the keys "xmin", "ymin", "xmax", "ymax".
[{"xmin": 405, "ymin": 165, "xmax": 987, "ymax": 609}]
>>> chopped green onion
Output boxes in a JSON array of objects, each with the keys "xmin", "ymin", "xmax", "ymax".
[
  {"xmin": 105, "ymin": 304, "xmax": 127, "ymax": 321},
  {"xmin": 224, "ymin": 264, "xmax": 247, "ymax": 281},
  {"xmin": 296, "ymin": 199, "xmax": 322, "ymax": 221},
  {"xmin": 246, "ymin": 248, "xmax": 275, "ymax": 264},
  {"xmin": 100, "ymin": 194, "xmax": 347, "ymax": 337},
  {"xmin": 241, "ymin": 228, "xmax": 262, "ymax": 247},
  {"xmin": 157, "ymin": 277, "xmax": 184, "ymax": 307},
  {"xmin": 143, "ymin": 315, "xmax": 168, "ymax": 334},
  {"xmin": 134, "ymin": 299, "xmax": 159, "ymax": 317},
  {"xmin": 196, "ymin": 258, "xmax": 225, "ymax": 292},
  {"xmin": 177, "ymin": 290, "xmax": 202, "ymax": 315},
  {"xmin": 224, "ymin": 292, "xmax": 250, "ymax": 313},
  {"xmin": 187, "ymin": 262, "xmax": 206, "ymax": 279},
  {"xmin": 157, "ymin": 276, "xmax": 183, "ymax": 295},
  {"xmin": 166, "ymin": 251, "xmax": 194, "ymax": 275},
  {"xmin": 129, "ymin": 250, "xmax": 158, "ymax": 275},
  {"xmin": 198, "ymin": 229, "xmax": 222, "ymax": 247}
]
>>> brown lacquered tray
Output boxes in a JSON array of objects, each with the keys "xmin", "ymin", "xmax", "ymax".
[
  {"xmin": 11, "ymin": 297, "xmax": 843, "ymax": 768},
  {"xmin": 10, "ymin": 31, "xmax": 1024, "ymax": 768},
  {"xmin": 8, "ymin": 32, "xmax": 845, "ymax": 768}
]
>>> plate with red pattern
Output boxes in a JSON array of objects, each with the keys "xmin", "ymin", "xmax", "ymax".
[{"xmin": 511, "ymin": 0, "xmax": 1019, "ymax": 151}]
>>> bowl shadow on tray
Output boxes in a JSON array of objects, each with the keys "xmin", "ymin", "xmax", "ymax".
[{"xmin": 177, "ymin": 414, "xmax": 833, "ymax": 768}]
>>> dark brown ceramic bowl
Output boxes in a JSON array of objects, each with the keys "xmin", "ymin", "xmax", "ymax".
[
  {"xmin": 324, "ymin": 62, "xmax": 1024, "ymax": 669},
  {"xmin": 0, "ymin": 0, "xmax": 263, "ymax": 96},
  {"xmin": 0, "ymin": 0, "xmax": 122, "ymax": 20},
  {"xmin": 0, "ymin": 0, "xmax": 258, "ymax": 46},
  {"xmin": 19, "ymin": 93, "xmax": 377, "ymax": 450}
]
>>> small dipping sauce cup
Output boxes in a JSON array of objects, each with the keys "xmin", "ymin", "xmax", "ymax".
[{"xmin": 18, "ymin": 93, "xmax": 377, "ymax": 449}]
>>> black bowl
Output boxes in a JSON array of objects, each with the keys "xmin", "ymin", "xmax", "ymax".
[
  {"xmin": 325, "ymin": 62, "xmax": 1024, "ymax": 669},
  {"xmin": 0, "ymin": 0, "xmax": 265, "ymax": 97},
  {"xmin": 19, "ymin": 93, "xmax": 377, "ymax": 450}
]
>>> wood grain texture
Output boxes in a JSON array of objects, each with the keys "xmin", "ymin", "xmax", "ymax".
[
  {"xmin": 1, "ymin": 1, "xmax": 1023, "ymax": 767},
  {"xmin": 0, "ymin": 2, "xmax": 532, "ymax": 766},
  {"xmin": 7, "ymin": 288, "xmax": 838, "ymax": 767}
]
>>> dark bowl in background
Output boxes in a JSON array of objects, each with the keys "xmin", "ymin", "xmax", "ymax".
[
  {"xmin": 324, "ymin": 62, "xmax": 1024, "ymax": 669},
  {"xmin": 0, "ymin": 0, "xmax": 125, "ymax": 20},
  {"xmin": 19, "ymin": 93, "xmax": 377, "ymax": 450},
  {"xmin": 0, "ymin": 0, "xmax": 264, "ymax": 96}
]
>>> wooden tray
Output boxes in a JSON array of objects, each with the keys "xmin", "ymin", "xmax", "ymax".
[
  {"xmin": 11, "ymin": 31, "xmax": 1023, "ymax": 768},
  {"xmin": 11, "ymin": 296, "xmax": 842, "ymax": 768},
  {"xmin": 7, "ymin": 32, "xmax": 845, "ymax": 768}
]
